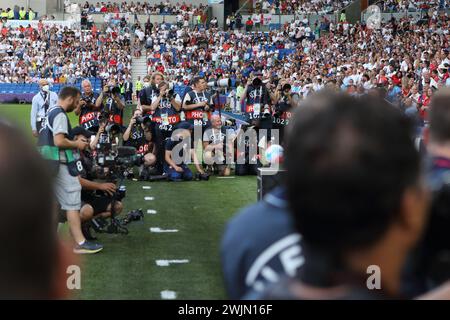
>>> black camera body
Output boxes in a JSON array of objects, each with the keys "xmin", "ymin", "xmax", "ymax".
[{"xmin": 196, "ymin": 172, "xmax": 210, "ymax": 181}]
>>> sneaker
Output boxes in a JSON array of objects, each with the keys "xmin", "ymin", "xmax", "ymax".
[{"xmin": 73, "ymin": 241, "xmax": 103, "ymax": 254}]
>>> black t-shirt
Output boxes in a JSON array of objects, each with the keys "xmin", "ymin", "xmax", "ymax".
[
  {"xmin": 152, "ymin": 97, "xmax": 182, "ymax": 139},
  {"xmin": 182, "ymin": 90, "xmax": 214, "ymax": 127},
  {"xmin": 244, "ymin": 85, "xmax": 271, "ymax": 122},
  {"xmin": 124, "ymin": 125, "xmax": 151, "ymax": 155},
  {"xmin": 104, "ymin": 94, "xmax": 124, "ymax": 126},
  {"xmin": 139, "ymin": 86, "xmax": 159, "ymax": 106},
  {"xmin": 272, "ymin": 93, "xmax": 297, "ymax": 128},
  {"xmin": 79, "ymin": 92, "xmax": 100, "ymax": 132}
]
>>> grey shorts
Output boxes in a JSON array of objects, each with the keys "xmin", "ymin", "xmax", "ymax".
[{"xmin": 54, "ymin": 164, "xmax": 82, "ymax": 211}]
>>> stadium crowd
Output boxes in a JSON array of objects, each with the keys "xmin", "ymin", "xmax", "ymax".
[
  {"xmin": 0, "ymin": 20, "xmax": 132, "ymax": 84},
  {"xmin": 254, "ymin": 0, "xmax": 351, "ymax": 15},
  {"xmin": 374, "ymin": 0, "xmax": 448, "ymax": 12},
  {"xmin": 72, "ymin": 0, "xmax": 208, "ymax": 16}
]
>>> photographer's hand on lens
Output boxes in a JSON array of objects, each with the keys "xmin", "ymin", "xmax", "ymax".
[
  {"xmin": 100, "ymin": 182, "xmax": 116, "ymax": 196},
  {"xmin": 174, "ymin": 165, "xmax": 184, "ymax": 173}
]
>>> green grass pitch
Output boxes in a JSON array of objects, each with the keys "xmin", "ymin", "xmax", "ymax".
[{"xmin": 0, "ymin": 104, "xmax": 257, "ymax": 299}]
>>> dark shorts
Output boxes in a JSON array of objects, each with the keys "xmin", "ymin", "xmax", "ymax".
[{"xmin": 82, "ymin": 196, "xmax": 111, "ymax": 215}]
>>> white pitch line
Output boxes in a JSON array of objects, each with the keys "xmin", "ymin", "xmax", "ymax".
[
  {"xmin": 156, "ymin": 259, "xmax": 189, "ymax": 267},
  {"xmin": 161, "ymin": 290, "xmax": 177, "ymax": 299},
  {"xmin": 147, "ymin": 209, "xmax": 157, "ymax": 215},
  {"xmin": 142, "ymin": 186, "xmax": 152, "ymax": 190},
  {"xmin": 145, "ymin": 196, "xmax": 155, "ymax": 201},
  {"xmin": 150, "ymin": 227, "xmax": 178, "ymax": 233},
  {"xmin": 217, "ymin": 176, "xmax": 236, "ymax": 179}
]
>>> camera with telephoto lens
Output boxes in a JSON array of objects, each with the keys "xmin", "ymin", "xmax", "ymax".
[
  {"xmin": 106, "ymin": 85, "xmax": 121, "ymax": 95},
  {"xmin": 195, "ymin": 172, "xmax": 210, "ymax": 181},
  {"xmin": 135, "ymin": 115, "xmax": 153, "ymax": 129},
  {"xmin": 121, "ymin": 209, "xmax": 144, "ymax": 225},
  {"xmin": 261, "ymin": 104, "xmax": 271, "ymax": 119}
]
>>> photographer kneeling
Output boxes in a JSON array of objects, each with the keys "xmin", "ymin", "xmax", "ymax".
[
  {"xmin": 165, "ymin": 122, "xmax": 207, "ymax": 182},
  {"xmin": 72, "ymin": 126, "xmax": 124, "ymax": 240},
  {"xmin": 203, "ymin": 114, "xmax": 235, "ymax": 176},
  {"xmin": 123, "ymin": 109, "xmax": 156, "ymax": 179}
]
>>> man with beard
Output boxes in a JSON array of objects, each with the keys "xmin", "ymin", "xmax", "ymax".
[{"xmin": 38, "ymin": 87, "xmax": 103, "ymax": 254}]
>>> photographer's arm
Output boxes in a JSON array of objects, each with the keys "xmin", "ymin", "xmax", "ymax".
[
  {"xmin": 113, "ymin": 94, "xmax": 125, "ymax": 110},
  {"xmin": 123, "ymin": 120, "xmax": 135, "ymax": 142},
  {"xmin": 95, "ymin": 91, "xmax": 105, "ymax": 108},
  {"xmin": 149, "ymin": 95, "xmax": 162, "ymax": 111},
  {"xmin": 182, "ymin": 93, "xmax": 207, "ymax": 110},
  {"xmin": 78, "ymin": 177, "xmax": 116, "ymax": 196},
  {"xmin": 74, "ymin": 100, "xmax": 84, "ymax": 116},
  {"xmin": 54, "ymin": 133, "xmax": 85, "ymax": 150},
  {"xmin": 190, "ymin": 148, "xmax": 205, "ymax": 174},
  {"xmin": 90, "ymin": 124, "xmax": 105, "ymax": 150},
  {"xmin": 165, "ymin": 150, "xmax": 183, "ymax": 172},
  {"xmin": 171, "ymin": 96, "xmax": 182, "ymax": 111}
]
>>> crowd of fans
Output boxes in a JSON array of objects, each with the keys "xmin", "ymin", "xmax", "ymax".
[
  {"xmin": 254, "ymin": 0, "xmax": 351, "ymax": 15},
  {"xmin": 374, "ymin": 0, "xmax": 449, "ymax": 12},
  {"xmin": 0, "ymin": 18, "xmax": 132, "ymax": 84},
  {"xmin": 70, "ymin": 0, "xmax": 208, "ymax": 16}
]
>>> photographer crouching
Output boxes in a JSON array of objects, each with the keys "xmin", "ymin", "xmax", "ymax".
[
  {"xmin": 203, "ymin": 114, "xmax": 235, "ymax": 176},
  {"xmin": 71, "ymin": 125, "xmax": 124, "ymax": 240},
  {"xmin": 123, "ymin": 109, "xmax": 156, "ymax": 179}
]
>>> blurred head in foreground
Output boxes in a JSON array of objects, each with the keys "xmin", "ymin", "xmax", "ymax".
[
  {"xmin": 285, "ymin": 91, "xmax": 430, "ymax": 296},
  {"xmin": 0, "ymin": 121, "xmax": 73, "ymax": 299}
]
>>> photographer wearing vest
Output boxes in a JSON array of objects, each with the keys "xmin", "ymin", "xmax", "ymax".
[
  {"xmin": 149, "ymin": 81, "xmax": 182, "ymax": 175},
  {"xmin": 101, "ymin": 79, "xmax": 125, "ymax": 127},
  {"xmin": 240, "ymin": 71, "xmax": 272, "ymax": 128},
  {"xmin": 38, "ymin": 86, "xmax": 103, "ymax": 255},
  {"xmin": 30, "ymin": 79, "xmax": 58, "ymax": 138},
  {"xmin": 203, "ymin": 114, "xmax": 234, "ymax": 176},
  {"xmin": 71, "ymin": 126, "xmax": 124, "ymax": 241},
  {"xmin": 182, "ymin": 76, "xmax": 214, "ymax": 129},
  {"xmin": 140, "ymin": 72, "xmax": 165, "ymax": 115},
  {"xmin": 75, "ymin": 79, "xmax": 104, "ymax": 133},
  {"xmin": 272, "ymin": 80, "xmax": 300, "ymax": 145},
  {"xmin": 123, "ymin": 109, "xmax": 156, "ymax": 179},
  {"xmin": 165, "ymin": 122, "xmax": 206, "ymax": 182}
]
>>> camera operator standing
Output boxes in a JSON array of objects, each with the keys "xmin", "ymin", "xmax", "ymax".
[
  {"xmin": 30, "ymin": 79, "xmax": 58, "ymax": 138},
  {"xmin": 240, "ymin": 71, "xmax": 273, "ymax": 128},
  {"xmin": 123, "ymin": 109, "xmax": 156, "ymax": 179},
  {"xmin": 148, "ymin": 81, "xmax": 182, "ymax": 175},
  {"xmin": 272, "ymin": 81, "xmax": 300, "ymax": 145},
  {"xmin": 182, "ymin": 76, "xmax": 214, "ymax": 129},
  {"xmin": 75, "ymin": 79, "xmax": 104, "ymax": 133},
  {"xmin": 37, "ymin": 87, "xmax": 103, "ymax": 254},
  {"xmin": 101, "ymin": 80, "xmax": 125, "ymax": 127}
]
